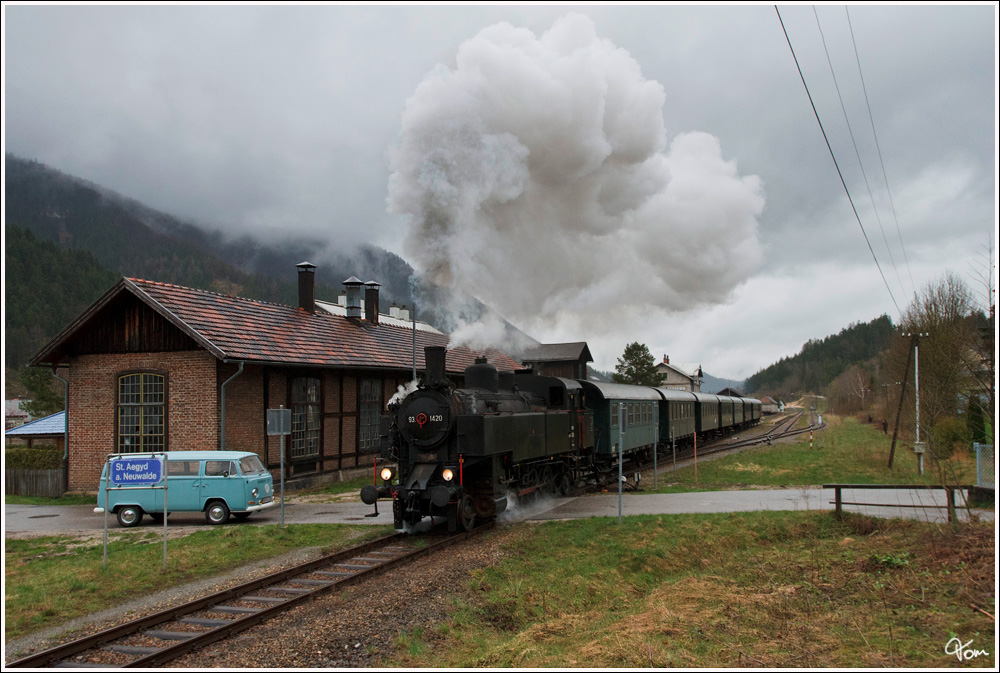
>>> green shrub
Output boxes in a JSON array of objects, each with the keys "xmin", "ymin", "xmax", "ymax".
[{"xmin": 5, "ymin": 445, "xmax": 63, "ymax": 469}]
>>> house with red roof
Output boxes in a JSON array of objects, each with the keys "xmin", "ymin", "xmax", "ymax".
[{"xmin": 30, "ymin": 263, "xmax": 524, "ymax": 492}]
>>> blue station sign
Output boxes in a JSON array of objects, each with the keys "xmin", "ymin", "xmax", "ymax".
[{"xmin": 109, "ymin": 456, "xmax": 164, "ymax": 486}]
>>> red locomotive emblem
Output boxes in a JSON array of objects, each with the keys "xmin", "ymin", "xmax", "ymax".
[{"xmin": 415, "ymin": 412, "xmax": 428, "ymax": 428}]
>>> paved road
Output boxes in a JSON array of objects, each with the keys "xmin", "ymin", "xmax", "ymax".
[{"xmin": 4, "ymin": 487, "xmax": 990, "ymax": 535}]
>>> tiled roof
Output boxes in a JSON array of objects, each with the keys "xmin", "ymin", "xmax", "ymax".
[
  {"xmin": 519, "ymin": 342, "xmax": 592, "ymax": 363},
  {"xmin": 126, "ymin": 278, "xmax": 523, "ymax": 374},
  {"xmin": 5, "ymin": 411, "xmax": 65, "ymax": 437}
]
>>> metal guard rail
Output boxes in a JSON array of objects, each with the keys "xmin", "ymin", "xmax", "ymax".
[{"xmin": 823, "ymin": 483, "xmax": 976, "ymax": 524}]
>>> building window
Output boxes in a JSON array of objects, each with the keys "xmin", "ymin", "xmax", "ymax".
[
  {"xmin": 117, "ymin": 372, "xmax": 165, "ymax": 454},
  {"xmin": 359, "ymin": 378, "xmax": 382, "ymax": 453},
  {"xmin": 291, "ymin": 377, "xmax": 321, "ymax": 460}
]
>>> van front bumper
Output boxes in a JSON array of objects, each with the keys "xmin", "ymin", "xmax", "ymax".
[{"xmin": 244, "ymin": 498, "xmax": 277, "ymax": 513}]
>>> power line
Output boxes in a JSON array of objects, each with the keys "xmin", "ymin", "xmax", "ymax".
[
  {"xmin": 813, "ymin": 7, "xmax": 908, "ymax": 304},
  {"xmin": 845, "ymin": 6, "xmax": 917, "ymax": 299},
  {"xmin": 775, "ymin": 5, "xmax": 903, "ymax": 319}
]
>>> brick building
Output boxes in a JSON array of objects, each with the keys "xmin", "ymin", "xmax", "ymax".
[
  {"xmin": 30, "ymin": 265, "xmax": 522, "ymax": 492},
  {"xmin": 655, "ymin": 355, "xmax": 702, "ymax": 392}
]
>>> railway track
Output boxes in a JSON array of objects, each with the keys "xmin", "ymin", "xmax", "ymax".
[
  {"xmin": 7, "ymin": 524, "xmax": 494, "ymax": 669},
  {"xmin": 634, "ymin": 410, "xmax": 824, "ymax": 479}
]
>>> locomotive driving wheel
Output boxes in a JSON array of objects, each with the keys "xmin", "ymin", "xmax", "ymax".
[{"xmin": 458, "ymin": 494, "xmax": 477, "ymax": 532}]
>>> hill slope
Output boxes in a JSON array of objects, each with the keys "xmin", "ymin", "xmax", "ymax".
[{"xmin": 745, "ymin": 314, "xmax": 896, "ymax": 397}]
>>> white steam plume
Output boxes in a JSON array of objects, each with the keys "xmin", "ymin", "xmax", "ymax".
[{"xmin": 388, "ymin": 13, "xmax": 764, "ymax": 346}]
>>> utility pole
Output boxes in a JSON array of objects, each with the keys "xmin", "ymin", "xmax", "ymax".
[
  {"xmin": 888, "ymin": 339, "xmax": 913, "ymax": 468},
  {"xmin": 905, "ymin": 332, "xmax": 929, "ymax": 474},
  {"xmin": 891, "ymin": 332, "xmax": 928, "ymax": 473}
]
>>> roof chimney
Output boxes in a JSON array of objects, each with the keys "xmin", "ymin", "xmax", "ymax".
[
  {"xmin": 364, "ymin": 281, "xmax": 381, "ymax": 324},
  {"xmin": 296, "ymin": 262, "xmax": 316, "ymax": 313},
  {"xmin": 663, "ymin": 354, "xmax": 669, "ymax": 364},
  {"xmin": 343, "ymin": 277, "xmax": 363, "ymax": 318}
]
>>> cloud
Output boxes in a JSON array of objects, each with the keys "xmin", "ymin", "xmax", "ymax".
[{"xmin": 388, "ymin": 13, "xmax": 765, "ymax": 345}]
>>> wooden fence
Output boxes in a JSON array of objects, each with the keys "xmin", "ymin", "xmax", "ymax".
[{"xmin": 5, "ymin": 468, "xmax": 66, "ymax": 497}]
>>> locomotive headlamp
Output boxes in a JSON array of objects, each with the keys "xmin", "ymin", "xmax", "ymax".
[
  {"xmin": 380, "ymin": 467, "xmax": 395, "ymax": 482},
  {"xmin": 442, "ymin": 468, "xmax": 455, "ymax": 482}
]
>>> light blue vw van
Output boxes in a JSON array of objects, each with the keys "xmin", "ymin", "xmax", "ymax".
[{"xmin": 95, "ymin": 451, "xmax": 275, "ymax": 527}]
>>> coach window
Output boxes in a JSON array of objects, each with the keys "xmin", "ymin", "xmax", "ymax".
[
  {"xmin": 117, "ymin": 372, "xmax": 166, "ymax": 454},
  {"xmin": 291, "ymin": 377, "xmax": 321, "ymax": 460},
  {"xmin": 359, "ymin": 378, "xmax": 382, "ymax": 453},
  {"xmin": 611, "ymin": 403, "xmax": 619, "ymax": 427}
]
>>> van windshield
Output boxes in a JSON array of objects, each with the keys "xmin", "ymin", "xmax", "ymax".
[{"xmin": 240, "ymin": 455, "xmax": 267, "ymax": 475}]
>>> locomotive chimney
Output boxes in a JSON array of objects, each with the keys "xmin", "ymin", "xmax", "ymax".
[
  {"xmin": 296, "ymin": 261, "xmax": 316, "ymax": 313},
  {"xmin": 343, "ymin": 277, "xmax": 363, "ymax": 318},
  {"xmin": 424, "ymin": 346, "xmax": 448, "ymax": 388},
  {"xmin": 364, "ymin": 281, "xmax": 381, "ymax": 324}
]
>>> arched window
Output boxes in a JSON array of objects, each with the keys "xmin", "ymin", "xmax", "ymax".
[{"xmin": 117, "ymin": 372, "xmax": 166, "ymax": 453}]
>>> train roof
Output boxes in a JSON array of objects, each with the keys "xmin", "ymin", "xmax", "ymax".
[
  {"xmin": 580, "ymin": 380, "xmax": 662, "ymax": 401},
  {"xmin": 654, "ymin": 388, "xmax": 699, "ymax": 402},
  {"xmin": 514, "ymin": 374, "xmax": 584, "ymax": 395}
]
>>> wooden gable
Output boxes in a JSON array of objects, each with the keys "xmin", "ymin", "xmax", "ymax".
[{"xmin": 32, "ymin": 282, "xmax": 202, "ymax": 366}]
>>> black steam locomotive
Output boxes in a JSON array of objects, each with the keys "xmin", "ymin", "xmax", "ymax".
[{"xmin": 361, "ymin": 346, "xmax": 760, "ymax": 532}]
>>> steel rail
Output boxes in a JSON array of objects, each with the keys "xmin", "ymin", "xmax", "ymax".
[{"xmin": 7, "ymin": 525, "xmax": 493, "ymax": 669}]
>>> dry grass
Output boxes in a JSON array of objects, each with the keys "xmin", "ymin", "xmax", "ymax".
[{"xmin": 394, "ymin": 512, "xmax": 995, "ymax": 668}]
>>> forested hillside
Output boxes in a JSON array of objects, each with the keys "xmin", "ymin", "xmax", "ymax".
[
  {"xmin": 3, "ymin": 155, "xmax": 421, "ymax": 371},
  {"xmin": 745, "ymin": 314, "xmax": 896, "ymax": 397},
  {"xmin": 4, "ymin": 226, "xmax": 118, "ymax": 369}
]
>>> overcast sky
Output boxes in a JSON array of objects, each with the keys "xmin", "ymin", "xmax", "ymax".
[{"xmin": 4, "ymin": 3, "xmax": 997, "ymax": 380}]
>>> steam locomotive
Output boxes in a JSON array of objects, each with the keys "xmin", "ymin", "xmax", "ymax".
[{"xmin": 361, "ymin": 346, "xmax": 760, "ymax": 532}]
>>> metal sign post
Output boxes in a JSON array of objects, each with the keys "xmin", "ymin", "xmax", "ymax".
[
  {"xmin": 618, "ymin": 404, "xmax": 626, "ymax": 525},
  {"xmin": 653, "ymin": 421, "xmax": 659, "ymax": 491},
  {"xmin": 267, "ymin": 406, "xmax": 292, "ymax": 527}
]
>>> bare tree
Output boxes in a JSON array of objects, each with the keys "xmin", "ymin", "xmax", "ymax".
[{"xmin": 891, "ymin": 272, "xmax": 982, "ymax": 477}]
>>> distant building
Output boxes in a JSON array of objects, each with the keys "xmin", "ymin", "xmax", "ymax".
[
  {"xmin": 760, "ymin": 397, "xmax": 783, "ymax": 414},
  {"xmin": 518, "ymin": 342, "xmax": 593, "ymax": 380},
  {"xmin": 5, "ymin": 399, "xmax": 33, "ymax": 445},
  {"xmin": 4, "ymin": 411, "xmax": 66, "ymax": 452},
  {"xmin": 655, "ymin": 355, "xmax": 702, "ymax": 392}
]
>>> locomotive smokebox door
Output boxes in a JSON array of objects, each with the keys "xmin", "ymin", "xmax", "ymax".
[{"xmin": 399, "ymin": 390, "xmax": 453, "ymax": 448}]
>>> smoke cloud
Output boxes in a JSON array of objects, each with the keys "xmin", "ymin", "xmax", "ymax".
[{"xmin": 388, "ymin": 13, "xmax": 765, "ymax": 348}]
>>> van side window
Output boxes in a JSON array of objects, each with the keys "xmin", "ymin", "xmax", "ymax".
[
  {"xmin": 205, "ymin": 460, "xmax": 237, "ymax": 476},
  {"xmin": 168, "ymin": 461, "xmax": 199, "ymax": 476}
]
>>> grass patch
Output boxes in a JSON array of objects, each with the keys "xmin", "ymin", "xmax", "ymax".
[
  {"xmin": 650, "ymin": 417, "xmax": 976, "ymax": 492},
  {"xmin": 291, "ymin": 474, "xmax": 374, "ymax": 499},
  {"xmin": 4, "ymin": 523, "xmax": 393, "ymax": 640},
  {"xmin": 389, "ymin": 513, "xmax": 994, "ymax": 668}
]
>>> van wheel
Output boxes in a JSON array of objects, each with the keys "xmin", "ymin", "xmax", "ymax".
[
  {"xmin": 205, "ymin": 501, "xmax": 231, "ymax": 525},
  {"xmin": 116, "ymin": 506, "xmax": 143, "ymax": 528}
]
